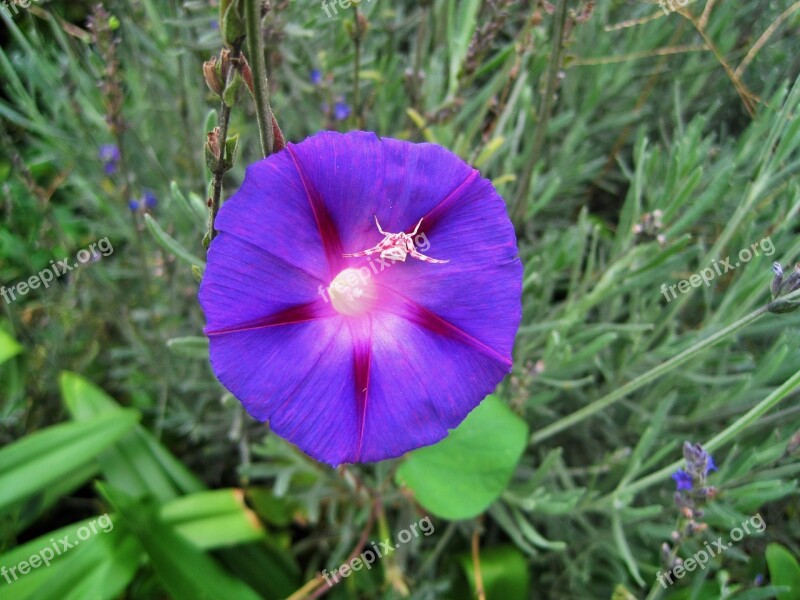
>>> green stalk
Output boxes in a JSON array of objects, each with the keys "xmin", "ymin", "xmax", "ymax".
[
  {"xmin": 244, "ymin": 0, "xmax": 274, "ymax": 157},
  {"xmin": 510, "ymin": 0, "xmax": 569, "ymax": 225},
  {"xmin": 353, "ymin": 6, "xmax": 362, "ymax": 127}
]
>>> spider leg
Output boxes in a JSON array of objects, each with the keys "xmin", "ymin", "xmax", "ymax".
[
  {"xmin": 409, "ymin": 218, "xmax": 423, "ymax": 236},
  {"xmin": 373, "ymin": 214, "xmax": 390, "ymax": 236},
  {"xmin": 343, "ymin": 247, "xmax": 378, "ymax": 257},
  {"xmin": 409, "ymin": 249, "xmax": 449, "ymax": 264}
]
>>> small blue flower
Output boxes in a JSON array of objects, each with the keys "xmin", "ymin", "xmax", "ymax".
[
  {"xmin": 128, "ymin": 199, "xmax": 140, "ymax": 212},
  {"xmin": 143, "ymin": 190, "xmax": 158, "ymax": 209},
  {"xmin": 99, "ymin": 144, "xmax": 120, "ymax": 174},
  {"xmin": 99, "ymin": 144, "xmax": 120, "ymax": 162},
  {"xmin": 672, "ymin": 470, "xmax": 693, "ymax": 491},
  {"xmin": 705, "ymin": 454, "xmax": 717, "ymax": 474},
  {"xmin": 310, "ymin": 69, "xmax": 322, "ymax": 85},
  {"xmin": 211, "ymin": 20, "xmax": 219, "ymax": 30},
  {"xmin": 334, "ymin": 101, "xmax": 351, "ymax": 121}
]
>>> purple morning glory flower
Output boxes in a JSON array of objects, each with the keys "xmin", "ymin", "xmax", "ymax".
[
  {"xmin": 199, "ymin": 131, "xmax": 522, "ymax": 466},
  {"xmin": 672, "ymin": 469, "xmax": 693, "ymax": 491},
  {"xmin": 334, "ymin": 101, "xmax": 351, "ymax": 121},
  {"xmin": 310, "ymin": 69, "xmax": 322, "ymax": 85},
  {"xmin": 99, "ymin": 144, "xmax": 120, "ymax": 174}
]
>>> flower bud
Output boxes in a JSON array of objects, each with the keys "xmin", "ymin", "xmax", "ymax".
[
  {"xmin": 204, "ymin": 56, "xmax": 223, "ymax": 96},
  {"xmin": 239, "ymin": 53, "xmax": 255, "ymax": 96},
  {"xmin": 205, "ymin": 127, "xmax": 221, "ymax": 171},
  {"xmin": 219, "ymin": 48, "xmax": 232, "ymax": 82},
  {"xmin": 272, "ymin": 114, "xmax": 285, "ymax": 152}
]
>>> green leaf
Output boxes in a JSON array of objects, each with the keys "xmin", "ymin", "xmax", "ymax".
[
  {"xmin": 60, "ymin": 371, "xmax": 204, "ymax": 502},
  {"xmin": 246, "ymin": 488, "xmax": 297, "ymax": 527},
  {"xmin": 455, "ymin": 546, "xmax": 529, "ymax": 600},
  {"xmin": 223, "ymin": 133, "xmax": 240, "ymax": 169},
  {"xmin": 144, "ymin": 213, "xmax": 206, "ymax": 270},
  {"xmin": 767, "ymin": 543, "xmax": 800, "ymax": 600},
  {"xmin": 166, "ymin": 336, "xmax": 210, "ymax": 360},
  {"xmin": 0, "ymin": 515, "xmax": 140, "ymax": 600},
  {"xmin": 98, "ymin": 483, "xmax": 264, "ymax": 600},
  {"xmin": 396, "ymin": 395, "xmax": 528, "ymax": 520},
  {"xmin": 13, "ymin": 462, "xmax": 99, "ymax": 533},
  {"xmin": 59, "ymin": 373, "xmax": 298, "ymax": 597},
  {"xmin": 222, "ymin": 0, "xmax": 244, "ymax": 46},
  {"xmin": 171, "ymin": 180, "xmax": 205, "ymax": 224},
  {"xmin": 222, "ymin": 71, "xmax": 244, "ymax": 108},
  {"xmin": 160, "ymin": 489, "xmax": 265, "ymax": 549},
  {"xmin": 446, "ymin": 0, "xmax": 481, "ymax": 94},
  {"xmin": 0, "ymin": 411, "xmax": 139, "ymax": 513},
  {"xmin": 28, "ymin": 525, "xmax": 141, "ymax": 600},
  {"xmin": 0, "ymin": 327, "xmax": 23, "ymax": 366},
  {"xmin": 204, "ymin": 109, "xmax": 218, "ymax": 137}
]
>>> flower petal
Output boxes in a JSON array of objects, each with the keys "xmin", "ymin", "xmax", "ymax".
[
  {"xmin": 200, "ymin": 234, "xmax": 335, "ymax": 333},
  {"xmin": 213, "ymin": 149, "xmax": 336, "ymax": 280},
  {"xmin": 356, "ymin": 310, "xmax": 513, "ymax": 462},
  {"xmin": 284, "ymin": 131, "xmax": 484, "ymax": 259},
  {"xmin": 207, "ymin": 317, "xmax": 366, "ymax": 464}
]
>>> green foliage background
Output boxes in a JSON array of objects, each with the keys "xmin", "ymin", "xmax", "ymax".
[{"xmin": 1, "ymin": 0, "xmax": 800, "ymax": 598}]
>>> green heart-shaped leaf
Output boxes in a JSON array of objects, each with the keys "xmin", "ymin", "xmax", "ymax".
[{"xmin": 396, "ymin": 395, "xmax": 527, "ymax": 520}]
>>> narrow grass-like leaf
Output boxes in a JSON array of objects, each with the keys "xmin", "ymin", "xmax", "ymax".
[
  {"xmin": 144, "ymin": 213, "xmax": 206, "ymax": 269},
  {"xmin": 0, "ymin": 411, "xmax": 139, "ymax": 512},
  {"xmin": 98, "ymin": 484, "xmax": 263, "ymax": 600},
  {"xmin": 60, "ymin": 371, "xmax": 204, "ymax": 501}
]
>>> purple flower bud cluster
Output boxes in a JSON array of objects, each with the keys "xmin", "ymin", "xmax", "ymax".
[
  {"xmin": 672, "ymin": 441, "xmax": 717, "ymax": 504},
  {"xmin": 309, "ymin": 70, "xmax": 351, "ymax": 123},
  {"xmin": 129, "ymin": 190, "xmax": 158, "ymax": 214},
  {"xmin": 768, "ymin": 262, "xmax": 800, "ymax": 314},
  {"xmin": 661, "ymin": 442, "xmax": 718, "ymax": 577},
  {"xmin": 99, "ymin": 144, "xmax": 120, "ymax": 175}
]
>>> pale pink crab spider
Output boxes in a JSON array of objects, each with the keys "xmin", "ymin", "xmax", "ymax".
[{"xmin": 343, "ymin": 215, "xmax": 449, "ymax": 264}]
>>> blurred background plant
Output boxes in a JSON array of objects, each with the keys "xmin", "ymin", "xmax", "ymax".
[{"xmin": 1, "ymin": 0, "xmax": 800, "ymax": 598}]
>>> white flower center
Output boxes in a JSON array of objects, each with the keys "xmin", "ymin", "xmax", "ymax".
[{"xmin": 329, "ymin": 268, "xmax": 377, "ymax": 316}]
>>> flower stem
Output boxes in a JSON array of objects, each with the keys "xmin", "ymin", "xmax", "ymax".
[
  {"xmin": 244, "ymin": 0, "xmax": 274, "ymax": 158},
  {"xmin": 471, "ymin": 519, "xmax": 486, "ymax": 600},
  {"xmin": 530, "ymin": 303, "xmax": 772, "ymax": 445},
  {"xmin": 208, "ymin": 86, "xmax": 235, "ymax": 243},
  {"xmin": 352, "ymin": 5, "xmax": 363, "ymax": 128}
]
